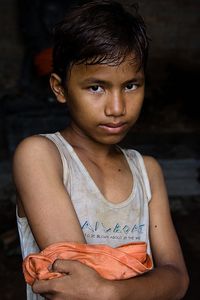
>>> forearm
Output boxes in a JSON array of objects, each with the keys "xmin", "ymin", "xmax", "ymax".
[{"xmin": 104, "ymin": 265, "xmax": 189, "ymax": 300}]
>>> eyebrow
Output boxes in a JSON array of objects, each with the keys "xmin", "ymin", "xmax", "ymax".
[
  {"xmin": 122, "ymin": 77, "xmax": 145, "ymax": 85},
  {"xmin": 80, "ymin": 76, "xmax": 144, "ymax": 86},
  {"xmin": 81, "ymin": 78, "xmax": 108, "ymax": 85}
]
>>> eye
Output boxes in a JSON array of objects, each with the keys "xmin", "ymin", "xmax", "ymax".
[
  {"xmin": 124, "ymin": 83, "xmax": 138, "ymax": 92},
  {"xmin": 88, "ymin": 85, "xmax": 104, "ymax": 94}
]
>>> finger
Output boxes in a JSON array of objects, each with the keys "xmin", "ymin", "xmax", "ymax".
[
  {"xmin": 52, "ymin": 259, "xmax": 81, "ymax": 273},
  {"xmin": 32, "ymin": 279, "xmax": 53, "ymax": 294}
]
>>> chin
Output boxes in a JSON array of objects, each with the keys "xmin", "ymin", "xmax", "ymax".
[{"xmin": 97, "ymin": 134, "xmax": 127, "ymax": 145}]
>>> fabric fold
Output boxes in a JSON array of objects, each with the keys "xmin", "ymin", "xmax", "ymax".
[{"xmin": 23, "ymin": 241, "xmax": 153, "ymax": 285}]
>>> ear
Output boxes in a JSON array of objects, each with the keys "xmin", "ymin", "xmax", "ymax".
[{"xmin": 50, "ymin": 73, "xmax": 66, "ymax": 103}]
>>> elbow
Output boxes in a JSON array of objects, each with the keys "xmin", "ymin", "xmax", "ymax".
[
  {"xmin": 176, "ymin": 269, "xmax": 190, "ymax": 299},
  {"xmin": 181, "ymin": 272, "xmax": 190, "ymax": 299},
  {"xmin": 164, "ymin": 264, "xmax": 189, "ymax": 299}
]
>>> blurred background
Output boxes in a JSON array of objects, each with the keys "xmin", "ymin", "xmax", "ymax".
[{"xmin": 0, "ymin": 0, "xmax": 199, "ymax": 299}]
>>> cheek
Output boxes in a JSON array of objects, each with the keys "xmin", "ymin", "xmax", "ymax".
[
  {"xmin": 128, "ymin": 94, "xmax": 144, "ymax": 115},
  {"xmin": 67, "ymin": 99, "xmax": 96, "ymax": 124},
  {"xmin": 69, "ymin": 95, "xmax": 104, "ymax": 120}
]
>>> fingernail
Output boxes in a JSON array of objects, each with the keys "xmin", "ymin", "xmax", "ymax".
[{"xmin": 48, "ymin": 264, "xmax": 52, "ymax": 271}]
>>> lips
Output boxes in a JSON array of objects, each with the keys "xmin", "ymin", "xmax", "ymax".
[
  {"xmin": 99, "ymin": 122, "xmax": 127, "ymax": 134},
  {"xmin": 103, "ymin": 122, "xmax": 125, "ymax": 128}
]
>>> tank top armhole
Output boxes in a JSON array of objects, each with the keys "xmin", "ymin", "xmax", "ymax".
[
  {"xmin": 39, "ymin": 133, "xmax": 69, "ymax": 184},
  {"xmin": 133, "ymin": 150, "xmax": 152, "ymax": 203}
]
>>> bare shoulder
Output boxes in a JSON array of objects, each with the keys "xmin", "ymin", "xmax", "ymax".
[
  {"xmin": 14, "ymin": 135, "xmax": 58, "ymax": 158},
  {"xmin": 142, "ymin": 155, "xmax": 164, "ymax": 182},
  {"xmin": 141, "ymin": 155, "xmax": 168, "ymax": 202},
  {"xmin": 12, "ymin": 136, "xmax": 63, "ymax": 186},
  {"xmin": 13, "ymin": 135, "xmax": 63, "ymax": 180}
]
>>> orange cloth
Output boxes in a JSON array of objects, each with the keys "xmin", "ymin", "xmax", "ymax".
[
  {"xmin": 23, "ymin": 242, "xmax": 153, "ymax": 285},
  {"xmin": 34, "ymin": 47, "xmax": 53, "ymax": 76}
]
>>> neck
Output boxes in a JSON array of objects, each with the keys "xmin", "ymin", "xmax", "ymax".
[{"xmin": 60, "ymin": 125, "xmax": 117, "ymax": 160}]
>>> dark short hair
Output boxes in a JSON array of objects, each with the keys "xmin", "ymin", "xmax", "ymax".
[{"xmin": 52, "ymin": 0, "xmax": 149, "ymax": 84}]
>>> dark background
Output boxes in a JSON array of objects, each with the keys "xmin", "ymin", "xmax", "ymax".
[{"xmin": 0, "ymin": 0, "xmax": 199, "ymax": 299}]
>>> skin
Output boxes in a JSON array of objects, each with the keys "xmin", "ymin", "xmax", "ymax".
[{"xmin": 13, "ymin": 55, "xmax": 189, "ymax": 299}]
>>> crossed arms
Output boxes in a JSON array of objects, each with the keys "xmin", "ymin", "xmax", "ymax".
[{"xmin": 13, "ymin": 137, "xmax": 189, "ymax": 299}]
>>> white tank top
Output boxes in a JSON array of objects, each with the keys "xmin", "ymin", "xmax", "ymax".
[{"xmin": 16, "ymin": 131, "xmax": 152, "ymax": 300}]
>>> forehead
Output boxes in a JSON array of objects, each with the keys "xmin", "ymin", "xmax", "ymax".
[{"xmin": 69, "ymin": 54, "xmax": 144, "ymax": 83}]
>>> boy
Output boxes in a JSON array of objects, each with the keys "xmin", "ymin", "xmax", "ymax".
[{"xmin": 13, "ymin": 1, "xmax": 189, "ymax": 299}]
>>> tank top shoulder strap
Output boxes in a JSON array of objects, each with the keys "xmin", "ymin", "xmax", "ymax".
[
  {"xmin": 123, "ymin": 149, "xmax": 152, "ymax": 202},
  {"xmin": 39, "ymin": 132, "xmax": 69, "ymax": 183}
]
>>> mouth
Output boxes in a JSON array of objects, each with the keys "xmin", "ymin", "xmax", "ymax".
[{"xmin": 99, "ymin": 122, "xmax": 127, "ymax": 134}]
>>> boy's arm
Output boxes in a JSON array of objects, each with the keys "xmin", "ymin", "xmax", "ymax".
[
  {"xmin": 13, "ymin": 136, "xmax": 85, "ymax": 250},
  {"xmin": 33, "ymin": 156, "xmax": 189, "ymax": 300},
  {"xmin": 109, "ymin": 156, "xmax": 189, "ymax": 299}
]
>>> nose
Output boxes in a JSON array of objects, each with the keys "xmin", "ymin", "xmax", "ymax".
[{"xmin": 105, "ymin": 92, "xmax": 126, "ymax": 117}]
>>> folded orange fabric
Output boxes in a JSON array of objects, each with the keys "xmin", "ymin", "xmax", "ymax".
[{"xmin": 23, "ymin": 242, "xmax": 153, "ymax": 285}]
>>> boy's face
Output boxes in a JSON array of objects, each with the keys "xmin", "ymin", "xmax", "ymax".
[{"xmin": 54, "ymin": 54, "xmax": 145, "ymax": 146}]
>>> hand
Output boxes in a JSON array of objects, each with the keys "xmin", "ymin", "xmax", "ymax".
[{"xmin": 32, "ymin": 259, "xmax": 112, "ymax": 300}]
